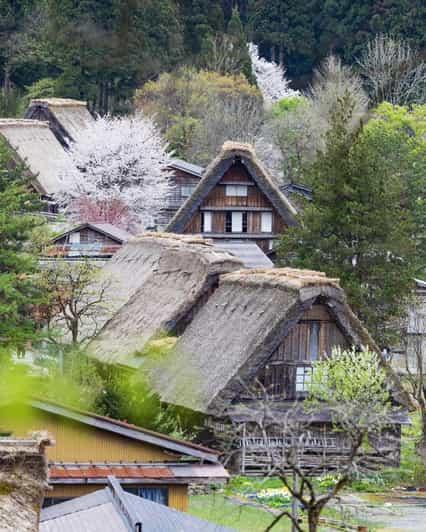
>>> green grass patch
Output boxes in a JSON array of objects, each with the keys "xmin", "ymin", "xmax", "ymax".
[{"xmin": 188, "ymin": 494, "xmax": 291, "ymax": 531}]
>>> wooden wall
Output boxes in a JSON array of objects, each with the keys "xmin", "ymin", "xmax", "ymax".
[
  {"xmin": 0, "ymin": 407, "xmax": 179, "ymax": 463},
  {"xmin": 48, "ymin": 483, "xmax": 188, "ymax": 512},
  {"xmin": 182, "ymin": 162, "xmax": 287, "ymax": 240}
]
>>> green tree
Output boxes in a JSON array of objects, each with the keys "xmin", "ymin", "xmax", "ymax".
[
  {"xmin": 278, "ymin": 94, "xmax": 416, "ymax": 344},
  {"xmin": 0, "ymin": 139, "xmax": 44, "ymax": 351},
  {"xmin": 226, "ymin": 7, "xmax": 254, "ymax": 84},
  {"xmin": 136, "ymin": 67, "xmax": 262, "ymax": 163}
]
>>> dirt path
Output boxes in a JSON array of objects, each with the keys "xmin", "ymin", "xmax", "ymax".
[{"xmin": 334, "ymin": 492, "xmax": 426, "ymax": 532}]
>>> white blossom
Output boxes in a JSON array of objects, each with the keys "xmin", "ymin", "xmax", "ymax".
[
  {"xmin": 249, "ymin": 43, "xmax": 299, "ymax": 104},
  {"xmin": 56, "ymin": 113, "xmax": 172, "ymax": 231}
]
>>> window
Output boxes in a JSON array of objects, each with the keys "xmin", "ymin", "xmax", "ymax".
[
  {"xmin": 68, "ymin": 232, "xmax": 80, "ymax": 244},
  {"xmin": 124, "ymin": 486, "xmax": 169, "ymax": 506},
  {"xmin": 261, "ymin": 212, "xmax": 273, "ymax": 233},
  {"xmin": 295, "ymin": 366, "xmax": 312, "ymax": 392},
  {"xmin": 309, "ymin": 322, "xmax": 320, "ymax": 361},
  {"xmin": 225, "ymin": 185, "xmax": 248, "ymax": 197},
  {"xmin": 181, "ymin": 184, "xmax": 196, "ymax": 197},
  {"xmin": 201, "ymin": 211, "xmax": 212, "ymax": 233},
  {"xmin": 225, "ymin": 212, "xmax": 247, "ymax": 233}
]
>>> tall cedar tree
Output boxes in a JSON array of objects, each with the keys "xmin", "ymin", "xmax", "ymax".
[
  {"xmin": 227, "ymin": 7, "xmax": 255, "ymax": 84},
  {"xmin": 0, "ymin": 140, "xmax": 44, "ymax": 351},
  {"xmin": 278, "ymin": 94, "xmax": 416, "ymax": 345}
]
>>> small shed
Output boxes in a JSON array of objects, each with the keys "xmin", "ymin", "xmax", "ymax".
[
  {"xmin": 40, "ymin": 476, "xmax": 234, "ymax": 532},
  {"xmin": 48, "ymin": 222, "xmax": 130, "ymax": 258}
]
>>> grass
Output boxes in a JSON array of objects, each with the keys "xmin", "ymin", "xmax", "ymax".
[{"xmin": 189, "ymin": 494, "xmax": 291, "ymax": 531}]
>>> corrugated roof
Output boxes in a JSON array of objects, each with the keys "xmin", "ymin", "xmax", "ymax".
[
  {"xmin": 31, "ymin": 398, "xmax": 220, "ymax": 462},
  {"xmin": 50, "ymin": 465, "xmax": 174, "ymax": 480},
  {"xmin": 0, "ymin": 119, "xmax": 74, "ymax": 195},
  {"xmin": 41, "ymin": 478, "xmax": 235, "ymax": 532},
  {"xmin": 169, "ymin": 158, "xmax": 204, "ymax": 177},
  {"xmin": 213, "ymin": 240, "xmax": 273, "ymax": 268}
]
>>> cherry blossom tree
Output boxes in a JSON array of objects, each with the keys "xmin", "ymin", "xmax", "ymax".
[
  {"xmin": 249, "ymin": 43, "xmax": 299, "ymax": 104},
  {"xmin": 57, "ymin": 114, "xmax": 173, "ymax": 231}
]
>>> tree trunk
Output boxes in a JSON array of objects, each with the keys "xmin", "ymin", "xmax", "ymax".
[
  {"xmin": 418, "ymin": 406, "xmax": 426, "ymax": 468},
  {"xmin": 3, "ymin": 63, "xmax": 11, "ymax": 109},
  {"xmin": 308, "ymin": 507, "xmax": 321, "ymax": 532}
]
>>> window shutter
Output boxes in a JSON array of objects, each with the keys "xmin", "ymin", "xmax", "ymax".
[
  {"xmin": 232, "ymin": 212, "xmax": 243, "ymax": 232},
  {"xmin": 261, "ymin": 212, "xmax": 272, "ymax": 232}
]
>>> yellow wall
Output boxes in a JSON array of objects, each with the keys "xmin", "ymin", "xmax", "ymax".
[
  {"xmin": 0, "ymin": 406, "xmax": 177, "ymax": 462},
  {"xmin": 48, "ymin": 484, "xmax": 188, "ymax": 512},
  {"xmin": 0, "ymin": 406, "xmax": 190, "ymax": 511}
]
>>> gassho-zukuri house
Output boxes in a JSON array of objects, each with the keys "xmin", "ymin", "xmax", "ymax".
[
  {"xmin": 166, "ymin": 141, "xmax": 298, "ymax": 255},
  {"xmin": 88, "ymin": 234, "xmax": 410, "ymax": 475}
]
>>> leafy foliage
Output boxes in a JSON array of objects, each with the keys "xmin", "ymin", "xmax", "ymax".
[
  {"xmin": 278, "ymin": 95, "xmax": 416, "ymax": 344},
  {"xmin": 137, "ymin": 67, "xmax": 262, "ymax": 164}
]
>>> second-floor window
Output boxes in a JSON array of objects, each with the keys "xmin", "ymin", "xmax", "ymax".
[
  {"xmin": 181, "ymin": 184, "xmax": 196, "ymax": 197},
  {"xmin": 225, "ymin": 184, "xmax": 248, "ymax": 197},
  {"xmin": 226, "ymin": 212, "xmax": 247, "ymax": 233}
]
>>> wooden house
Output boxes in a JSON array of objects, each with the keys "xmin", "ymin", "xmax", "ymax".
[
  {"xmin": 40, "ymin": 476, "xmax": 233, "ymax": 532},
  {"xmin": 25, "ymin": 98, "xmax": 94, "ymax": 148},
  {"xmin": 90, "ymin": 233, "xmax": 242, "ymax": 366},
  {"xmin": 0, "ymin": 119, "xmax": 74, "ymax": 217},
  {"xmin": 47, "ymin": 222, "xmax": 130, "ymax": 259},
  {"xmin": 0, "ymin": 399, "xmax": 228, "ymax": 510},
  {"xmin": 150, "ymin": 268, "xmax": 409, "ymax": 475},
  {"xmin": 166, "ymin": 142, "xmax": 298, "ymax": 254}
]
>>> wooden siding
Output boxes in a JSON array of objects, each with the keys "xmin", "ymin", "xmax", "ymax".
[
  {"xmin": 0, "ymin": 407, "xmax": 179, "ymax": 463},
  {"xmin": 55, "ymin": 228, "xmax": 119, "ymax": 246},
  {"xmin": 182, "ymin": 161, "xmax": 287, "ymax": 242},
  {"xmin": 252, "ymin": 305, "xmax": 349, "ymax": 399},
  {"xmin": 48, "ymin": 484, "xmax": 188, "ymax": 511}
]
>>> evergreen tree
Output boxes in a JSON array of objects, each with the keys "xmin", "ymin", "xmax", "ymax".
[
  {"xmin": 278, "ymin": 94, "xmax": 416, "ymax": 344},
  {"xmin": 0, "ymin": 140, "xmax": 44, "ymax": 351},
  {"xmin": 227, "ymin": 7, "xmax": 254, "ymax": 84}
]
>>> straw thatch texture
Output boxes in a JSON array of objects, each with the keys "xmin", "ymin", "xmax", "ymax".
[
  {"xmin": 0, "ymin": 433, "xmax": 52, "ymax": 532},
  {"xmin": 90, "ymin": 233, "xmax": 243, "ymax": 365},
  {"xmin": 167, "ymin": 141, "xmax": 298, "ymax": 233},
  {"xmin": 25, "ymin": 98, "xmax": 94, "ymax": 147},
  {"xmin": 152, "ymin": 268, "xmax": 378, "ymax": 413},
  {"xmin": 0, "ymin": 119, "xmax": 72, "ymax": 195}
]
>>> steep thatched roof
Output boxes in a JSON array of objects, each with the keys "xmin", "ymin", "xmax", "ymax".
[
  {"xmin": 0, "ymin": 119, "xmax": 72, "ymax": 196},
  {"xmin": 167, "ymin": 141, "xmax": 298, "ymax": 233},
  {"xmin": 151, "ymin": 268, "xmax": 379, "ymax": 414},
  {"xmin": 25, "ymin": 98, "xmax": 94, "ymax": 147},
  {"xmin": 90, "ymin": 233, "xmax": 243, "ymax": 366},
  {"xmin": 0, "ymin": 433, "xmax": 52, "ymax": 532}
]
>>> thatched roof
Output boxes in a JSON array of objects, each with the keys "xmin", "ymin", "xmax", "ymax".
[
  {"xmin": 151, "ymin": 268, "xmax": 379, "ymax": 414},
  {"xmin": 25, "ymin": 98, "xmax": 94, "ymax": 147},
  {"xmin": 167, "ymin": 141, "xmax": 298, "ymax": 233},
  {"xmin": 90, "ymin": 233, "xmax": 243, "ymax": 366},
  {"xmin": 0, "ymin": 119, "xmax": 72, "ymax": 196},
  {"xmin": 0, "ymin": 433, "xmax": 52, "ymax": 532}
]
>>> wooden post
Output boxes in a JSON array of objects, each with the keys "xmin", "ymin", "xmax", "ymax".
[
  {"xmin": 241, "ymin": 423, "xmax": 246, "ymax": 474},
  {"xmin": 292, "ymin": 471, "xmax": 299, "ymax": 532}
]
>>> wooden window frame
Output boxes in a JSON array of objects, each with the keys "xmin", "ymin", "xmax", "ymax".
[{"xmin": 225, "ymin": 184, "xmax": 248, "ymax": 197}]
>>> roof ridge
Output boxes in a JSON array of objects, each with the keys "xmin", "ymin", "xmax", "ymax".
[{"xmin": 30, "ymin": 397, "xmax": 219, "ymax": 456}]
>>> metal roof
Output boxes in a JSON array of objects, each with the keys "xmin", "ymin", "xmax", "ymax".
[
  {"xmin": 40, "ymin": 477, "xmax": 235, "ymax": 532},
  {"xmin": 169, "ymin": 158, "xmax": 204, "ymax": 177},
  {"xmin": 51, "ymin": 222, "xmax": 131, "ymax": 244},
  {"xmin": 213, "ymin": 240, "xmax": 273, "ymax": 269},
  {"xmin": 30, "ymin": 398, "xmax": 220, "ymax": 463}
]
